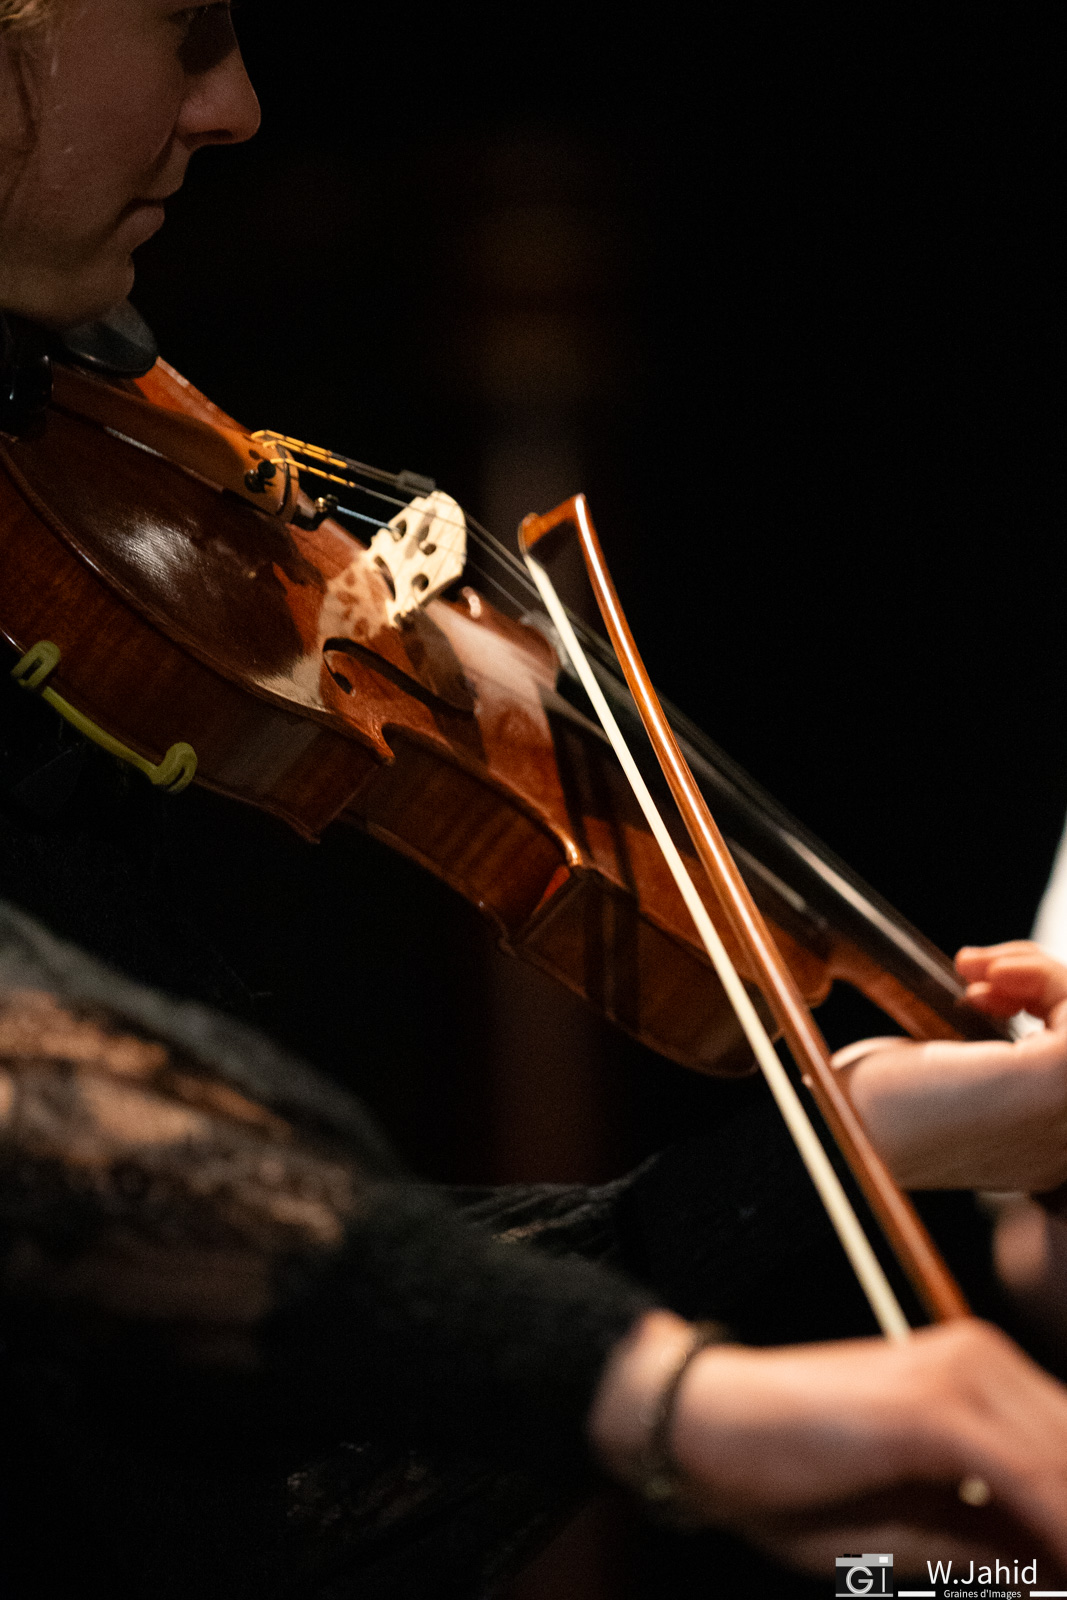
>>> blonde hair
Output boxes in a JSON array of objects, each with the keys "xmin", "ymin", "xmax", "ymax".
[
  {"xmin": 1, "ymin": 0, "xmax": 53, "ymax": 193},
  {"xmin": 0, "ymin": 0, "xmax": 53, "ymax": 30}
]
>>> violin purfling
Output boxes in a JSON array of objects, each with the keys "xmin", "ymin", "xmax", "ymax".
[{"xmin": 0, "ymin": 348, "xmax": 1006, "ymax": 1085}]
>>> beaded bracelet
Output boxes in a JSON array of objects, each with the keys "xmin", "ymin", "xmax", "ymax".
[{"xmin": 631, "ymin": 1319, "xmax": 729, "ymax": 1527}]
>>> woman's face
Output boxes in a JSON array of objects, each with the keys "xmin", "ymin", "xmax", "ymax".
[{"xmin": 0, "ymin": 0, "xmax": 260, "ymax": 327}]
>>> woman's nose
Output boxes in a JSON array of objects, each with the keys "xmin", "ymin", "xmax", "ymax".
[{"xmin": 177, "ymin": 49, "xmax": 262, "ymax": 151}]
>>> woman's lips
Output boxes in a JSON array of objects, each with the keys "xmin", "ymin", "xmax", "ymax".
[
  {"xmin": 121, "ymin": 184, "xmax": 179, "ymax": 219},
  {"xmin": 117, "ymin": 199, "xmax": 167, "ymax": 244}
]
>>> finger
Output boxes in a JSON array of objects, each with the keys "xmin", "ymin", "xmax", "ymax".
[
  {"xmin": 989, "ymin": 954, "xmax": 1067, "ymax": 1015},
  {"xmin": 962, "ymin": 976, "xmax": 1047, "ymax": 1017},
  {"xmin": 967, "ymin": 953, "xmax": 1067, "ymax": 1018},
  {"xmin": 957, "ymin": 944, "xmax": 1067, "ymax": 1007},
  {"xmin": 758, "ymin": 1521, "xmax": 1043, "ymax": 1580},
  {"xmin": 966, "ymin": 1458, "xmax": 1067, "ymax": 1571},
  {"xmin": 957, "ymin": 940, "xmax": 1050, "ymax": 962},
  {"xmin": 961, "ymin": 979, "xmax": 1012, "ymax": 1015},
  {"xmin": 898, "ymin": 1327, "xmax": 1067, "ymax": 1565},
  {"xmin": 951, "ymin": 1417, "xmax": 1067, "ymax": 1565},
  {"xmin": 956, "ymin": 941, "xmax": 1048, "ymax": 979},
  {"xmin": 741, "ymin": 1471, "xmax": 1059, "ymax": 1575}
]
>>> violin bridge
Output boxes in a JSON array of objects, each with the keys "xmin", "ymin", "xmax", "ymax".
[{"xmin": 367, "ymin": 491, "xmax": 467, "ymax": 625}]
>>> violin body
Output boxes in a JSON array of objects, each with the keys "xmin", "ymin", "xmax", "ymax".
[{"xmin": 0, "ymin": 355, "xmax": 1002, "ymax": 1076}]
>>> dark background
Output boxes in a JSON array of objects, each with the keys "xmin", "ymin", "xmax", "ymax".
[
  {"xmin": 130, "ymin": 7, "xmax": 1066, "ymax": 1594},
  {"xmin": 135, "ymin": 2, "xmax": 1067, "ymax": 970}
]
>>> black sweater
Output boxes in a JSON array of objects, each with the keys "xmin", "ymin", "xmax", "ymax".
[{"xmin": 0, "ymin": 653, "xmax": 996, "ymax": 1599}]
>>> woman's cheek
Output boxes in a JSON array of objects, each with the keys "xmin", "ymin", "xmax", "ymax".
[{"xmin": 97, "ymin": 50, "xmax": 187, "ymax": 174}]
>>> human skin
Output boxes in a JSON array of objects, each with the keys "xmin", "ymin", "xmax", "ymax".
[
  {"xmin": 0, "ymin": 0, "xmax": 260, "ymax": 326},
  {"xmin": 590, "ymin": 949, "xmax": 1067, "ymax": 1563},
  {"xmin": 7, "ymin": 2, "xmax": 1067, "ymax": 1570},
  {"xmin": 591, "ymin": 1310, "xmax": 1067, "ymax": 1574},
  {"xmin": 840, "ymin": 942, "xmax": 1067, "ymax": 1191},
  {"xmin": 5, "ymin": 3, "xmax": 1067, "ymax": 1207},
  {"xmin": 4, "ymin": 1, "xmax": 1067, "ymax": 1206},
  {"xmin": 841, "ymin": 942, "xmax": 1067, "ymax": 1355}
]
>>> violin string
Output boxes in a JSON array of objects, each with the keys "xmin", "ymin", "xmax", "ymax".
[
  {"xmin": 465, "ymin": 559, "xmax": 546, "ymax": 617},
  {"xmin": 293, "ymin": 453, "xmax": 566, "ymax": 616},
  {"xmin": 331, "ymin": 503, "xmax": 397, "ymax": 533},
  {"xmin": 524, "ymin": 546, "xmax": 912, "ymax": 1343},
  {"xmin": 318, "ymin": 448, "xmax": 981, "ymax": 974},
  {"xmin": 264, "ymin": 433, "xmax": 406, "ymax": 490},
  {"xmin": 282, "ymin": 435, "xmax": 637, "ymax": 673},
  {"xmin": 316, "ymin": 472, "xmax": 546, "ymax": 613},
  {"xmin": 295, "ymin": 462, "xmax": 413, "ymax": 512},
  {"xmin": 466, "ymin": 512, "xmax": 542, "ymax": 592},
  {"xmin": 273, "ymin": 434, "xmax": 519, "ymax": 572}
]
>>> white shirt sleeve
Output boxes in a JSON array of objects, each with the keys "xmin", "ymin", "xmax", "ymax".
[{"xmin": 1032, "ymin": 816, "xmax": 1067, "ymax": 961}]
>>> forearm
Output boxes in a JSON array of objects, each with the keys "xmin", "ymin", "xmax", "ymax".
[
  {"xmin": 832, "ymin": 945, "xmax": 1067, "ymax": 1194},
  {"xmin": 836, "ymin": 1034, "xmax": 1067, "ymax": 1191},
  {"xmin": 267, "ymin": 1179, "xmax": 653, "ymax": 1471}
]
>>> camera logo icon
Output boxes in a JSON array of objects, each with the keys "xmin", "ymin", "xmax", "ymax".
[{"xmin": 836, "ymin": 1553, "xmax": 894, "ymax": 1595}]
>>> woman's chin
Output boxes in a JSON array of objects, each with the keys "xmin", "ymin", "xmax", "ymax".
[{"xmin": 32, "ymin": 256, "xmax": 137, "ymax": 332}]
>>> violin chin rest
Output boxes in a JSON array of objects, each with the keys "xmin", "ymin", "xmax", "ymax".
[{"xmin": 55, "ymin": 300, "xmax": 159, "ymax": 380}]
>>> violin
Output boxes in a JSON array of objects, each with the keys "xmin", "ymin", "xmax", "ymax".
[{"xmin": 0, "ymin": 331, "xmax": 1004, "ymax": 1096}]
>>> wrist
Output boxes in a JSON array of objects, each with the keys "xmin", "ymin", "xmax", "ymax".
[
  {"xmin": 587, "ymin": 1310, "xmax": 730, "ymax": 1520},
  {"xmin": 587, "ymin": 1310, "xmax": 695, "ymax": 1476}
]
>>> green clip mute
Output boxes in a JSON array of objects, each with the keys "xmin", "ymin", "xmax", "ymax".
[{"xmin": 12, "ymin": 640, "xmax": 197, "ymax": 794}]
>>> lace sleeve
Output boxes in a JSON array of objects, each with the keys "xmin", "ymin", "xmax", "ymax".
[{"xmin": 0, "ymin": 901, "xmax": 652, "ymax": 1597}]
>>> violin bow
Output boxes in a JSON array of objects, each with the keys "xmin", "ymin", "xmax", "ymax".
[{"xmin": 519, "ymin": 493, "xmax": 969, "ymax": 1338}]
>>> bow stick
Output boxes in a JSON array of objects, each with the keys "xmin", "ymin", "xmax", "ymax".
[{"xmin": 519, "ymin": 494, "xmax": 969, "ymax": 1337}]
